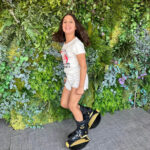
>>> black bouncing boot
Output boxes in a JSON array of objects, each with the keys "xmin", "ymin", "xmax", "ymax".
[
  {"xmin": 68, "ymin": 105, "xmax": 101, "ymax": 139},
  {"xmin": 80, "ymin": 105, "xmax": 101, "ymax": 129},
  {"xmin": 66, "ymin": 119, "xmax": 90, "ymax": 150}
]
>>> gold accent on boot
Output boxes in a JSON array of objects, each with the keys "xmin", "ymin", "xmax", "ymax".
[
  {"xmin": 70, "ymin": 136, "xmax": 90, "ymax": 147},
  {"xmin": 66, "ymin": 141, "xmax": 69, "ymax": 148},
  {"xmin": 89, "ymin": 112, "xmax": 93, "ymax": 118},
  {"xmin": 88, "ymin": 112, "xmax": 99, "ymax": 129},
  {"xmin": 80, "ymin": 126, "xmax": 85, "ymax": 129}
]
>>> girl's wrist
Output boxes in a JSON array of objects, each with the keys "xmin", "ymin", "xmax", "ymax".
[{"xmin": 79, "ymin": 85, "xmax": 84, "ymax": 89}]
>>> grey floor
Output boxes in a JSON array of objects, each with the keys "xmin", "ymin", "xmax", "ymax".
[{"xmin": 0, "ymin": 108, "xmax": 150, "ymax": 150}]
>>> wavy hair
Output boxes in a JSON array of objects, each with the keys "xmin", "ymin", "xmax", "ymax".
[{"xmin": 52, "ymin": 13, "xmax": 90, "ymax": 47}]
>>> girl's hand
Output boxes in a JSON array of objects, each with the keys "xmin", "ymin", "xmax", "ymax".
[
  {"xmin": 64, "ymin": 77, "xmax": 67, "ymax": 83},
  {"xmin": 76, "ymin": 87, "xmax": 84, "ymax": 95}
]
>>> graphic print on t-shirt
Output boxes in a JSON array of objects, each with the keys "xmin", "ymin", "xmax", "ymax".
[{"xmin": 60, "ymin": 49, "xmax": 70, "ymax": 68}]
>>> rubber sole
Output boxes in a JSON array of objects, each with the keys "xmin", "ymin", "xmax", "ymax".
[{"xmin": 66, "ymin": 136, "xmax": 90, "ymax": 150}]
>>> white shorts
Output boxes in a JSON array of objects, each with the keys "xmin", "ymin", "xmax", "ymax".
[{"xmin": 65, "ymin": 72, "xmax": 88, "ymax": 91}]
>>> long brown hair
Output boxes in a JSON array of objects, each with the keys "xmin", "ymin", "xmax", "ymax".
[{"xmin": 52, "ymin": 13, "xmax": 90, "ymax": 47}]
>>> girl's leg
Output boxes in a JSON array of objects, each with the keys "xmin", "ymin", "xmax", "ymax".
[
  {"xmin": 60, "ymin": 86, "xmax": 71, "ymax": 109},
  {"xmin": 66, "ymin": 87, "xmax": 90, "ymax": 149},
  {"xmin": 68, "ymin": 87, "xmax": 83, "ymax": 121}
]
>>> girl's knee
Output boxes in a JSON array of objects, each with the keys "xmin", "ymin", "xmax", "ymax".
[
  {"xmin": 60, "ymin": 101, "xmax": 68, "ymax": 109},
  {"xmin": 68, "ymin": 102, "xmax": 77, "ymax": 112}
]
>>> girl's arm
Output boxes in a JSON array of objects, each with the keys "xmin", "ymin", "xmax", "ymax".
[
  {"xmin": 64, "ymin": 76, "xmax": 67, "ymax": 83},
  {"xmin": 76, "ymin": 53, "xmax": 87, "ymax": 94}
]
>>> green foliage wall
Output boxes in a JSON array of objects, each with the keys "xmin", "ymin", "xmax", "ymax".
[{"xmin": 0, "ymin": 0, "xmax": 150, "ymax": 130}]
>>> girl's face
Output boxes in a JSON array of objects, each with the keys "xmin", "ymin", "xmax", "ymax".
[{"xmin": 62, "ymin": 15, "xmax": 76, "ymax": 35}]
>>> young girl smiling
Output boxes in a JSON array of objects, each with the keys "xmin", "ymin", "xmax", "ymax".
[{"xmin": 52, "ymin": 13, "xmax": 101, "ymax": 149}]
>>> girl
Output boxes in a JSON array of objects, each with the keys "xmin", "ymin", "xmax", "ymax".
[{"xmin": 52, "ymin": 13, "xmax": 101, "ymax": 149}]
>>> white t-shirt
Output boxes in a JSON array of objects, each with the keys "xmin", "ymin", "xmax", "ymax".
[{"xmin": 61, "ymin": 37, "xmax": 86, "ymax": 74}]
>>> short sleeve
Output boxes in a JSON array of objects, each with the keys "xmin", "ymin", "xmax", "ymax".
[{"xmin": 73, "ymin": 42, "xmax": 85, "ymax": 55}]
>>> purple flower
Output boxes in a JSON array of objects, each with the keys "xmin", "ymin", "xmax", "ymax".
[
  {"xmin": 114, "ymin": 61, "xmax": 118, "ymax": 65},
  {"xmin": 128, "ymin": 99, "xmax": 132, "ymax": 102},
  {"xmin": 119, "ymin": 75, "xmax": 128, "ymax": 85},
  {"xmin": 119, "ymin": 78, "xmax": 125, "ymax": 85},
  {"xmin": 138, "ymin": 72, "xmax": 147, "ymax": 79},
  {"xmin": 101, "ymin": 18, "xmax": 104, "ymax": 21},
  {"xmin": 140, "ymin": 73, "xmax": 147, "ymax": 77},
  {"xmin": 101, "ymin": 32, "xmax": 105, "ymax": 36}
]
